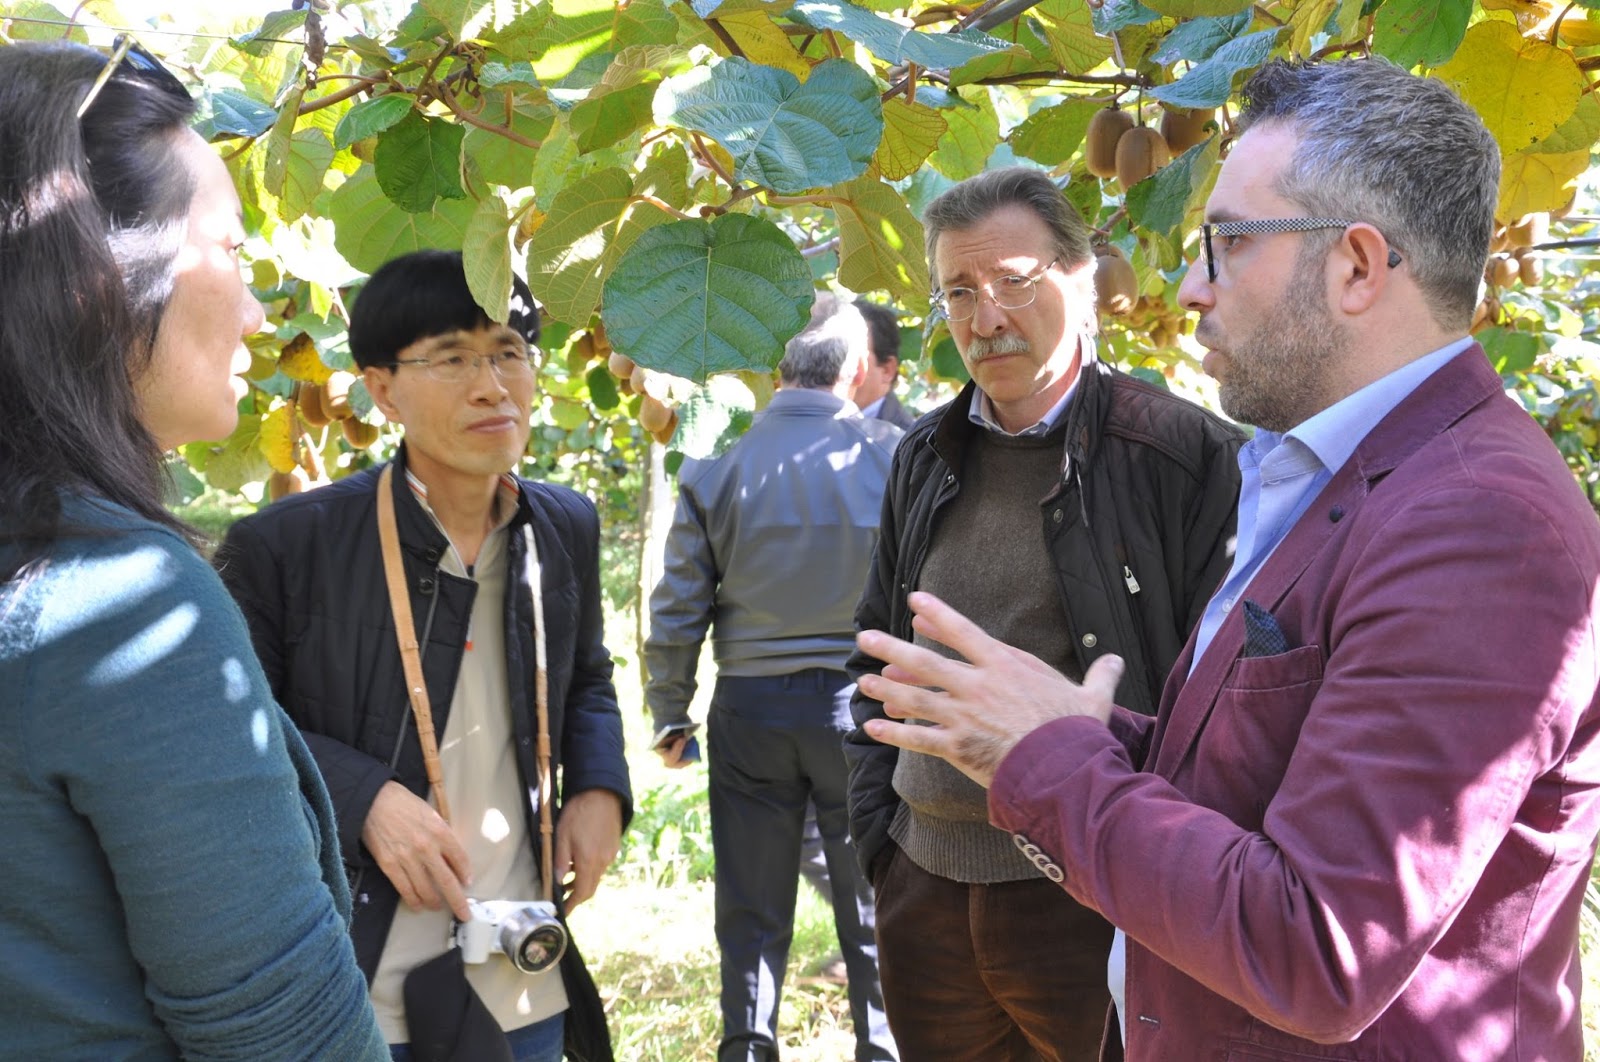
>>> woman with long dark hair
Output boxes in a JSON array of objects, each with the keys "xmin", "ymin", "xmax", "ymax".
[{"xmin": 0, "ymin": 39, "xmax": 385, "ymax": 1058}]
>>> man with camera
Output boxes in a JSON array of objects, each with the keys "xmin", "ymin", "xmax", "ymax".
[{"xmin": 217, "ymin": 250, "xmax": 631, "ymax": 1062}]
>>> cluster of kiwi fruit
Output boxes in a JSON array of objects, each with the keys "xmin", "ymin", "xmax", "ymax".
[
  {"xmin": 1474, "ymin": 213, "xmax": 1554, "ymax": 334},
  {"xmin": 1084, "ymin": 103, "xmax": 1216, "ymax": 189},
  {"xmin": 578, "ymin": 323, "xmax": 678, "ymax": 445},
  {"xmin": 269, "ymin": 372, "xmax": 379, "ymax": 500}
]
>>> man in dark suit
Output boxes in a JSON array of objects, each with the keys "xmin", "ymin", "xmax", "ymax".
[
  {"xmin": 853, "ymin": 58, "xmax": 1600, "ymax": 1062},
  {"xmin": 852, "ymin": 299, "xmax": 916, "ymax": 430}
]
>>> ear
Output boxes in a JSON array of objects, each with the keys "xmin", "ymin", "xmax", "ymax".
[
  {"xmin": 1334, "ymin": 223, "xmax": 1393, "ymax": 316},
  {"xmin": 362, "ymin": 365, "xmax": 403, "ymax": 424}
]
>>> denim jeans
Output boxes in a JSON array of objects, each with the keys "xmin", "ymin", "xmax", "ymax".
[{"xmin": 388, "ymin": 1010, "xmax": 564, "ymax": 1062}]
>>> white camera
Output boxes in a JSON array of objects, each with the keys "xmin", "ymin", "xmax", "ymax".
[{"xmin": 452, "ymin": 899, "xmax": 567, "ymax": 975}]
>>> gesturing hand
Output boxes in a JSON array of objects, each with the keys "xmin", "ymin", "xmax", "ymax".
[
  {"xmin": 554, "ymin": 788, "xmax": 624, "ymax": 912},
  {"xmin": 361, "ymin": 780, "xmax": 473, "ymax": 921},
  {"xmin": 856, "ymin": 591, "xmax": 1125, "ymax": 788}
]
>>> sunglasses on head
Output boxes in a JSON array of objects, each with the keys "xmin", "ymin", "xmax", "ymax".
[{"xmin": 78, "ymin": 34, "xmax": 189, "ymax": 119}]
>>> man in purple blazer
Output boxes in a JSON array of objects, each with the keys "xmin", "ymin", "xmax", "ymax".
[{"xmin": 851, "ymin": 57, "xmax": 1600, "ymax": 1062}]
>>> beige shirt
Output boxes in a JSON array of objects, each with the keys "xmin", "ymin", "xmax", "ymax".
[{"xmin": 372, "ymin": 479, "xmax": 568, "ymax": 1044}]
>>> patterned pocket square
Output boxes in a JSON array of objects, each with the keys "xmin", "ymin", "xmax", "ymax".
[{"xmin": 1242, "ymin": 599, "xmax": 1290, "ymax": 658}]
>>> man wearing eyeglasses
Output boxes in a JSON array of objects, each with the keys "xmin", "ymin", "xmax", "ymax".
[
  {"xmin": 853, "ymin": 59, "xmax": 1600, "ymax": 1062},
  {"xmin": 844, "ymin": 166, "xmax": 1244, "ymax": 1060},
  {"xmin": 217, "ymin": 250, "xmax": 630, "ymax": 1062}
]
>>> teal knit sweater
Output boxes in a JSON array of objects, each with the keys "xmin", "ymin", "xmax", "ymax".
[{"xmin": 0, "ymin": 497, "xmax": 385, "ymax": 1060}]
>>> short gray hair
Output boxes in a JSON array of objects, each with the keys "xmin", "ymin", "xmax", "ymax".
[
  {"xmin": 778, "ymin": 292, "xmax": 868, "ymax": 388},
  {"xmin": 1237, "ymin": 58, "xmax": 1499, "ymax": 330},
  {"xmin": 922, "ymin": 167, "xmax": 1094, "ymax": 286}
]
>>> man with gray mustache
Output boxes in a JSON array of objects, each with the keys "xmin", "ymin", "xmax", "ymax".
[{"xmin": 844, "ymin": 167, "xmax": 1244, "ymax": 1060}]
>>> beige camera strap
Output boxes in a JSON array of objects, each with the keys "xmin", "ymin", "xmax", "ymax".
[{"xmin": 376, "ymin": 463, "xmax": 557, "ymax": 905}]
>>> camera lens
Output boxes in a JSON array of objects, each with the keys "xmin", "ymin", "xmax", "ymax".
[
  {"xmin": 495, "ymin": 906, "xmax": 568, "ymax": 975},
  {"xmin": 514, "ymin": 924, "xmax": 566, "ymax": 973}
]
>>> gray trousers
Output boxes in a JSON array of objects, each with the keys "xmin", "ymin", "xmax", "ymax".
[{"xmin": 708, "ymin": 669, "xmax": 897, "ymax": 1062}]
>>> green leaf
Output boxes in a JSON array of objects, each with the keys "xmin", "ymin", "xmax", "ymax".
[
  {"xmin": 481, "ymin": 61, "xmax": 543, "ymax": 87},
  {"xmin": 463, "ymin": 92, "xmax": 555, "ymax": 187},
  {"xmin": 586, "ymin": 364, "xmax": 621, "ymax": 410},
  {"xmin": 329, "ymin": 168, "xmax": 476, "ymax": 275},
  {"xmin": 464, "ymin": 198, "xmax": 514, "ymax": 324},
  {"xmin": 262, "ymin": 86, "xmax": 303, "ymax": 201},
  {"xmin": 671, "ymin": 375, "xmax": 758, "ymax": 461},
  {"xmin": 656, "ymin": 58, "xmax": 882, "ymax": 194},
  {"xmin": 374, "ymin": 112, "xmax": 467, "ymax": 213},
  {"xmin": 928, "ymin": 332, "xmax": 970, "ymax": 383},
  {"xmin": 1141, "ymin": 0, "xmax": 1252, "ymax": 14},
  {"xmin": 1091, "ymin": 0, "xmax": 1162, "ymax": 33},
  {"xmin": 1010, "ymin": 98, "xmax": 1102, "ymax": 166},
  {"xmin": 1152, "ymin": 11, "xmax": 1253, "ymax": 64},
  {"xmin": 525, "ymin": 0, "xmax": 620, "ymax": 82},
  {"xmin": 1529, "ymin": 92, "xmax": 1600, "ymax": 154},
  {"xmin": 281, "ymin": 129, "xmax": 335, "ymax": 222},
  {"xmin": 1029, "ymin": 0, "xmax": 1117, "ymax": 75},
  {"xmin": 1371, "ymin": 0, "xmax": 1469, "ymax": 68},
  {"xmin": 1150, "ymin": 29, "xmax": 1280, "ymax": 110},
  {"xmin": 333, "ymin": 94, "xmax": 414, "ymax": 150},
  {"xmin": 615, "ymin": 0, "xmax": 683, "ymax": 48},
  {"xmin": 525, "ymin": 167, "xmax": 679, "ymax": 326},
  {"xmin": 876, "ymin": 98, "xmax": 947, "ymax": 181},
  {"xmin": 832, "ymin": 177, "xmax": 930, "ymax": 313},
  {"xmin": 202, "ymin": 88, "xmax": 279, "ymax": 140},
  {"xmin": 233, "ymin": 10, "xmax": 308, "ymax": 56},
  {"xmin": 204, "ymin": 416, "xmax": 273, "ymax": 493},
  {"xmin": 788, "ymin": 0, "xmax": 1014, "ymax": 69},
  {"xmin": 928, "ymin": 89, "xmax": 998, "ymax": 182},
  {"xmin": 1480, "ymin": 327, "xmax": 1541, "ymax": 375},
  {"xmin": 1126, "ymin": 137, "xmax": 1220, "ymax": 239},
  {"xmin": 571, "ymin": 80, "xmax": 658, "ymax": 153},
  {"xmin": 600, "ymin": 215, "xmax": 815, "ymax": 380},
  {"xmin": 5, "ymin": 3, "xmax": 87, "ymax": 42}
]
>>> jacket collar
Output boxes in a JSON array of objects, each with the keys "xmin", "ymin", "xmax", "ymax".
[
  {"xmin": 1149, "ymin": 344, "xmax": 1502, "ymax": 777},
  {"xmin": 384, "ymin": 443, "xmax": 536, "ymax": 560},
  {"xmin": 930, "ymin": 348, "xmax": 1110, "ymax": 486}
]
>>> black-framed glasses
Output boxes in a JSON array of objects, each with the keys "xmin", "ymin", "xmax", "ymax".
[
  {"xmin": 1200, "ymin": 217, "xmax": 1403, "ymax": 282},
  {"xmin": 389, "ymin": 348, "xmax": 539, "ymax": 385},
  {"xmin": 933, "ymin": 257, "xmax": 1060, "ymax": 322},
  {"xmin": 78, "ymin": 33, "xmax": 189, "ymax": 119}
]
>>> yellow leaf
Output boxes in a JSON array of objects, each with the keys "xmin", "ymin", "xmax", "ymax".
[
  {"xmin": 831, "ymin": 177, "xmax": 929, "ymax": 312},
  {"xmin": 1287, "ymin": 0, "xmax": 1340, "ymax": 57},
  {"xmin": 1498, "ymin": 147, "xmax": 1588, "ymax": 219},
  {"xmin": 712, "ymin": 11, "xmax": 810, "ymax": 76},
  {"xmin": 876, "ymin": 98, "xmax": 947, "ymax": 182},
  {"xmin": 278, "ymin": 332, "xmax": 334, "ymax": 384},
  {"xmin": 258, "ymin": 403, "xmax": 299, "ymax": 475},
  {"xmin": 1436, "ymin": 19, "xmax": 1583, "ymax": 154}
]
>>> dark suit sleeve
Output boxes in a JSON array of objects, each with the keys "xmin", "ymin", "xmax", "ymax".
[
  {"xmin": 215, "ymin": 517, "xmax": 395, "ymax": 864},
  {"xmin": 844, "ymin": 443, "xmax": 909, "ymax": 878},
  {"xmin": 546, "ymin": 491, "xmax": 633, "ymax": 827}
]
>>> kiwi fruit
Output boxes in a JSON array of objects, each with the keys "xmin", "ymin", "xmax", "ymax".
[
  {"xmin": 1115, "ymin": 127, "xmax": 1171, "ymax": 188},
  {"xmin": 1085, "ymin": 108, "xmax": 1136, "ymax": 179}
]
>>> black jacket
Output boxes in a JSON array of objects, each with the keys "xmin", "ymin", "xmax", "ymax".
[
  {"xmin": 845, "ymin": 359, "xmax": 1244, "ymax": 876},
  {"xmin": 214, "ymin": 450, "xmax": 631, "ymax": 1031}
]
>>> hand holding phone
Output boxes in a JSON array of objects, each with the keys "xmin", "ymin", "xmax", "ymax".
[{"xmin": 652, "ymin": 722, "xmax": 702, "ymax": 766}]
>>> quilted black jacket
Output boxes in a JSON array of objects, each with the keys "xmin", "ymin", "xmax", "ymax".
[{"xmin": 845, "ymin": 358, "xmax": 1245, "ymax": 876}]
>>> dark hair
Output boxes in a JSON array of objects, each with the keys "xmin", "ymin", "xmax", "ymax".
[
  {"xmin": 0, "ymin": 41, "xmax": 199, "ymax": 579},
  {"xmin": 1236, "ymin": 59, "xmax": 1498, "ymax": 329},
  {"xmin": 922, "ymin": 167, "xmax": 1094, "ymax": 285},
  {"xmin": 348, "ymin": 250, "xmax": 541, "ymax": 369},
  {"xmin": 854, "ymin": 299, "xmax": 901, "ymax": 366}
]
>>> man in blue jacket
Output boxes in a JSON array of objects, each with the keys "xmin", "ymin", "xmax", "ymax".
[
  {"xmin": 217, "ymin": 250, "xmax": 630, "ymax": 1062},
  {"xmin": 645, "ymin": 296, "xmax": 901, "ymax": 1062}
]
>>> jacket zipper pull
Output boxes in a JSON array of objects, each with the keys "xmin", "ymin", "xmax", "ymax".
[{"xmin": 1123, "ymin": 566, "xmax": 1141, "ymax": 594}]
